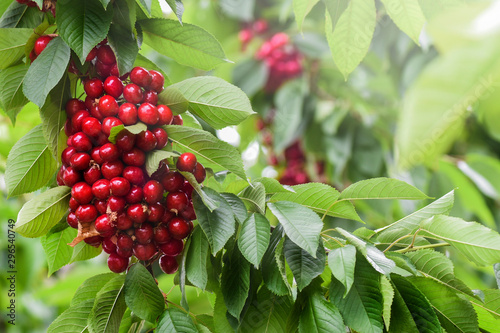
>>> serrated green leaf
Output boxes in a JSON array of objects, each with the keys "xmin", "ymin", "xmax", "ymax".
[
  {"xmin": 388, "ymin": 281, "xmax": 420, "ymax": 333},
  {"xmin": 0, "ymin": 63, "xmax": 28, "ymax": 124},
  {"xmin": 5, "ymin": 125, "xmax": 58, "ymax": 197},
  {"xmin": 108, "ymin": 0, "xmax": 138, "ymax": 75},
  {"xmin": 328, "ymin": 200, "xmax": 363, "ymax": 222},
  {"xmin": 136, "ymin": 0, "xmax": 152, "ymax": 15},
  {"xmin": 157, "ymin": 308, "xmax": 198, "ymax": 333},
  {"xmin": 40, "ymin": 223, "xmax": 76, "ymax": 276},
  {"xmin": 70, "ymin": 241, "xmax": 102, "ymax": 264},
  {"xmin": 339, "ymin": 177, "xmax": 429, "ymax": 201},
  {"xmin": 192, "ymin": 188, "xmax": 235, "ymax": 255},
  {"xmin": 72, "ymin": 273, "xmax": 116, "ymax": 306},
  {"xmin": 268, "ymin": 201, "xmax": 323, "ymax": 257},
  {"xmin": 221, "ymin": 245, "xmax": 250, "ymax": 318},
  {"xmin": 145, "ymin": 150, "xmax": 179, "ymax": 177},
  {"xmin": 160, "ymin": 77, "xmax": 255, "ymax": 130},
  {"xmin": 56, "ymin": 0, "xmax": 113, "ymax": 63},
  {"xmin": 330, "ymin": 254, "xmax": 384, "ymax": 333},
  {"xmin": 409, "ymin": 276, "xmax": 479, "ymax": 332},
  {"xmin": 420, "ymin": 215, "xmax": 500, "ymax": 266},
  {"xmin": 323, "ymin": 0, "xmax": 349, "ymax": 31},
  {"xmin": 0, "ymin": 2, "xmax": 43, "ymax": 28},
  {"xmin": 179, "ymin": 236, "xmax": 190, "ymax": 311},
  {"xmin": 377, "ymin": 190, "xmax": 454, "ymax": 244},
  {"xmin": 253, "ymin": 177, "xmax": 294, "ymax": 194},
  {"xmin": 165, "ymin": 125, "xmax": 247, "ymax": 180},
  {"xmin": 186, "ymin": 226, "xmax": 209, "ymax": 290},
  {"xmin": 0, "ymin": 28, "xmax": 32, "ymax": 69},
  {"xmin": 471, "ymin": 289, "xmax": 500, "ymax": 332},
  {"xmin": 380, "ymin": 0, "xmax": 425, "ymax": 44},
  {"xmin": 15, "ymin": 186, "xmax": 70, "ymax": 237},
  {"xmin": 22, "ymin": 37, "xmax": 70, "ymax": 107},
  {"xmin": 47, "ymin": 299, "xmax": 95, "ymax": 333},
  {"xmin": 380, "ymin": 275, "xmax": 394, "ymax": 331},
  {"xmin": 88, "ymin": 275, "xmax": 126, "ymax": 333},
  {"xmin": 181, "ymin": 173, "xmax": 220, "ymax": 212},
  {"xmin": 299, "ymin": 292, "xmax": 344, "ymax": 333},
  {"xmin": 139, "ymin": 18, "xmax": 228, "ymax": 71},
  {"xmin": 238, "ymin": 213, "xmax": 270, "ymax": 267},
  {"xmin": 262, "ymin": 225, "xmax": 290, "ymax": 296},
  {"xmin": 165, "ymin": 0, "xmax": 184, "ymax": 23},
  {"xmin": 328, "ymin": 244, "xmax": 356, "ymax": 296},
  {"xmin": 239, "ymin": 182, "xmax": 266, "ymax": 215},
  {"xmin": 220, "ymin": 193, "xmax": 247, "ymax": 224},
  {"xmin": 293, "ymin": 0, "xmax": 319, "ymax": 30},
  {"xmin": 124, "ymin": 264, "xmax": 165, "ymax": 322},
  {"xmin": 325, "ymin": 0, "xmax": 376, "ymax": 79},
  {"xmin": 284, "ymin": 237, "xmax": 325, "ymax": 291},
  {"xmin": 108, "ymin": 123, "xmax": 147, "ymax": 143},
  {"xmin": 214, "ymin": 289, "xmax": 232, "ymax": 333}
]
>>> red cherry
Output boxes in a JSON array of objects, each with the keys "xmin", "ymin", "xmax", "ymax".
[
  {"xmin": 177, "ymin": 152, "xmax": 197, "ymax": 173},
  {"xmin": 123, "ymin": 84, "xmax": 143, "ymax": 104},
  {"xmin": 101, "ymin": 160, "xmax": 124, "ymax": 179},
  {"xmin": 153, "ymin": 224, "xmax": 171, "ymax": 244},
  {"xmin": 95, "ymin": 214, "xmax": 116, "ymax": 237},
  {"xmin": 75, "ymin": 204, "xmax": 98, "ymax": 223},
  {"xmin": 125, "ymin": 186, "xmax": 143, "ymax": 204},
  {"xmin": 110, "ymin": 177, "xmax": 131, "ymax": 197},
  {"xmin": 117, "ymin": 233, "xmax": 134, "ymax": 250},
  {"xmin": 181, "ymin": 201, "xmax": 197, "ymax": 221},
  {"xmin": 71, "ymin": 111, "xmax": 90, "ymax": 132},
  {"xmin": 238, "ymin": 29, "xmax": 253, "ymax": 44},
  {"xmin": 130, "ymin": 67, "xmax": 152, "ymax": 87},
  {"xmin": 159, "ymin": 255, "xmax": 179, "ymax": 274},
  {"xmin": 61, "ymin": 146, "xmax": 77, "ymax": 166},
  {"xmin": 116, "ymin": 213, "xmax": 133, "ymax": 230},
  {"xmin": 84, "ymin": 78, "xmax": 104, "ymax": 99},
  {"xmin": 102, "ymin": 117, "xmax": 123, "ymax": 136},
  {"xmin": 90, "ymin": 147, "xmax": 105, "ymax": 164},
  {"xmin": 193, "ymin": 163, "xmax": 206, "ymax": 183},
  {"xmin": 64, "ymin": 119, "xmax": 75, "ymax": 136},
  {"xmin": 168, "ymin": 217, "xmax": 192, "ymax": 239},
  {"xmin": 161, "ymin": 211, "xmax": 175, "ymax": 225},
  {"xmin": 34, "ymin": 35, "xmax": 53, "ymax": 55},
  {"xmin": 270, "ymin": 32, "xmax": 290, "ymax": 48},
  {"xmin": 71, "ymin": 182, "xmax": 93, "ymax": 204},
  {"xmin": 116, "ymin": 246, "xmax": 133, "ymax": 258},
  {"xmin": 83, "ymin": 165, "xmax": 101, "ymax": 185},
  {"xmin": 157, "ymin": 105, "xmax": 173, "ymax": 125},
  {"xmin": 115, "ymin": 129, "xmax": 136, "ymax": 151},
  {"xmin": 108, "ymin": 253, "xmax": 129, "ymax": 273},
  {"xmin": 253, "ymin": 19, "xmax": 268, "ymax": 34},
  {"xmin": 180, "ymin": 181, "xmax": 194, "ymax": 197},
  {"xmin": 100, "ymin": 142, "xmax": 120, "ymax": 162},
  {"xmin": 172, "ymin": 115, "xmax": 183, "ymax": 125},
  {"xmin": 152, "ymin": 127, "xmax": 168, "ymax": 149},
  {"xmin": 166, "ymin": 191, "xmax": 189, "ymax": 213},
  {"xmin": 107, "ymin": 196, "xmax": 127, "ymax": 213},
  {"xmin": 66, "ymin": 99, "xmax": 87, "ymax": 118},
  {"xmin": 103, "ymin": 76, "xmax": 124, "ymax": 98},
  {"xmin": 99, "ymin": 95, "xmax": 119, "ymax": 117},
  {"xmin": 102, "ymin": 237, "xmax": 117, "ymax": 254},
  {"xmin": 161, "ymin": 171, "xmax": 184, "ymax": 192},
  {"xmin": 122, "ymin": 148, "xmax": 146, "ymax": 166},
  {"xmin": 69, "ymin": 197, "xmax": 80, "ymax": 211},
  {"xmin": 159, "ymin": 239, "xmax": 183, "ymax": 256},
  {"xmin": 86, "ymin": 47, "xmax": 98, "ymax": 62},
  {"xmin": 97, "ymin": 45, "xmax": 116, "ymax": 65},
  {"xmin": 57, "ymin": 166, "xmax": 65, "ymax": 185},
  {"xmin": 123, "ymin": 166, "xmax": 146, "ymax": 185},
  {"xmin": 63, "ymin": 167, "xmax": 82, "ymax": 187},
  {"xmin": 138, "ymin": 103, "xmax": 159, "ymax": 125},
  {"xmin": 135, "ymin": 223, "xmax": 154, "ymax": 244},
  {"xmin": 127, "ymin": 203, "xmax": 148, "ymax": 223},
  {"xmin": 92, "ymin": 179, "xmax": 111, "ymax": 200},
  {"xmin": 148, "ymin": 70, "xmax": 165, "ymax": 93},
  {"xmin": 142, "ymin": 90, "xmax": 158, "ymax": 105},
  {"xmin": 118, "ymin": 103, "xmax": 138, "ymax": 125},
  {"xmin": 81, "ymin": 117, "xmax": 102, "ymax": 138},
  {"xmin": 29, "ymin": 49, "xmax": 37, "ymax": 62},
  {"xmin": 147, "ymin": 202, "xmax": 165, "ymax": 223},
  {"xmin": 95, "ymin": 199, "xmax": 107, "ymax": 214},
  {"xmin": 96, "ymin": 60, "xmax": 112, "ymax": 78},
  {"xmin": 133, "ymin": 243, "xmax": 157, "ymax": 261},
  {"xmin": 70, "ymin": 152, "xmax": 91, "ymax": 170},
  {"xmin": 84, "ymin": 235, "xmax": 103, "ymax": 247},
  {"xmin": 71, "ymin": 132, "xmax": 92, "ymax": 152},
  {"xmin": 136, "ymin": 130, "xmax": 157, "ymax": 151},
  {"xmin": 143, "ymin": 180, "xmax": 164, "ymax": 204},
  {"xmin": 67, "ymin": 212, "xmax": 79, "ymax": 228}
]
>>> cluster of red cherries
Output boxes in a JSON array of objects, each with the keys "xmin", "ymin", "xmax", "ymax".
[
  {"xmin": 16, "ymin": 0, "xmax": 56, "ymax": 17},
  {"xmin": 38, "ymin": 38, "xmax": 207, "ymax": 275}
]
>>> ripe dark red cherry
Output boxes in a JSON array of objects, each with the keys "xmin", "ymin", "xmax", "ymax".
[
  {"xmin": 116, "ymin": 246, "xmax": 133, "ymax": 258},
  {"xmin": 108, "ymin": 253, "xmax": 129, "ymax": 273},
  {"xmin": 110, "ymin": 177, "xmax": 131, "ymax": 197},
  {"xmin": 153, "ymin": 224, "xmax": 171, "ymax": 244},
  {"xmin": 95, "ymin": 214, "xmax": 115, "ymax": 237},
  {"xmin": 159, "ymin": 255, "xmax": 179, "ymax": 274},
  {"xmin": 193, "ymin": 163, "xmax": 206, "ymax": 183},
  {"xmin": 118, "ymin": 103, "xmax": 138, "ymax": 125},
  {"xmin": 130, "ymin": 67, "xmax": 152, "ymax": 87},
  {"xmin": 99, "ymin": 95, "xmax": 119, "ymax": 117},
  {"xmin": 135, "ymin": 223, "xmax": 154, "ymax": 244},
  {"xmin": 148, "ymin": 70, "xmax": 165, "ymax": 93},
  {"xmin": 138, "ymin": 103, "xmax": 159, "ymax": 125},
  {"xmin": 102, "ymin": 237, "xmax": 117, "ymax": 254},
  {"xmin": 177, "ymin": 153, "xmax": 197, "ymax": 173},
  {"xmin": 81, "ymin": 117, "xmax": 102, "ymax": 138},
  {"xmin": 143, "ymin": 180, "xmax": 164, "ymax": 204},
  {"xmin": 97, "ymin": 45, "xmax": 116, "ymax": 65},
  {"xmin": 84, "ymin": 78, "xmax": 104, "ymax": 99},
  {"xmin": 101, "ymin": 160, "xmax": 124, "ymax": 179},
  {"xmin": 122, "ymin": 148, "xmax": 146, "ymax": 167},
  {"xmin": 91, "ymin": 147, "xmax": 105, "ymax": 164},
  {"xmin": 70, "ymin": 152, "xmax": 91, "ymax": 170},
  {"xmin": 123, "ymin": 166, "xmax": 145, "ymax": 185},
  {"xmin": 84, "ymin": 235, "xmax": 103, "ymax": 247},
  {"xmin": 96, "ymin": 60, "xmax": 112, "ymax": 78},
  {"xmin": 92, "ymin": 179, "xmax": 111, "ymax": 200},
  {"xmin": 152, "ymin": 127, "xmax": 168, "ymax": 149},
  {"xmin": 102, "ymin": 117, "xmax": 123, "ymax": 136},
  {"xmin": 72, "ymin": 182, "xmax": 93, "ymax": 204},
  {"xmin": 117, "ymin": 233, "xmax": 134, "ymax": 250},
  {"xmin": 107, "ymin": 196, "xmax": 127, "ymax": 213},
  {"xmin": 72, "ymin": 132, "xmax": 93, "ymax": 152},
  {"xmin": 148, "ymin": 203, "xmax": 165, "ymax": 222},
  {"xmin": 168, "ymin": 217, "xmax": 191, "ymax": 239},
  {"xmin": 115, "ymin": 129, "xmax": 136, "ymax": 151},
  {"xmin": 157, "ymin": 105, "xmax": 173, "ymax": 125},
  {"xmin": 133, "ymin": 243, "xmax": 157, "ymax": 261},
  {"xmin": 100, "ymin": 143, "xmax": 120, "ymax": 162},
  {"xmin": 103, "ymin": 76, "xmax": 124, "ymax": 98},
  {"xmin": 83, "ymin": 165, "xmax": 101, "ymax": 185},
  {"xmin": 181, "ymin": 202, "xmax": 197, "ymax": 221},
  {"xmin": 66, "ymin": 99, "xmax": 87, "ymax": 118},
  {"xmin": 159, "ymin": 239, "xmax": 183, "ymax": 256},
  {"xmin": 172, "ymin": 115, "xmax": 183, "ymax": 125},
  {"xmin": 95, "ymin": 199, "xmax": 107, "ymax": 215},
  {"xmin": 142, "ymin": 90, "xmax": 158, "ymax": 105},
  {"xmin": 161, "ymin": 171, "xmax": 184, "ymax": 192},
  {"xmin": 123, "ymin": 84, "xmax": 143, "ymax": 104},
  {"xmin": 127, "ymin": 203, "xmax": 148, "ymax": 223},
  {"xmin": 116, "ymin": 213, "xmax": 133, "ymax": 230},
  {"xmin": 34, "ymin": 35, "xmax": 53, "ymax": 55},
  {"xmin": 72, "ymin": 111, "xmax": 90, "ymax": 132},
  {"xmin": 136, "ymin": 130, "xmax": 157, "ymax": 151},
  {"xmin": 86, "ymin": 47, "xmax": 98, "ymax": 62},
  {"xmin": 67, "ymin": 212, "xmax": 79, "ymax": 228},
  {"xmin": 125, "ymin": 186, "xmax": 143, "ymax": 204},
  {"xmin": 75, "ymin": 204, "xmax": 98, "ymax": 223},
  {"xmin": 69, "ymin": 197, "xmax": 80, "ymax": 211},
  {"xmin": 61, "ymin": 147, "xmax": 77, "ymax": 166},
  {"xmin": 63, "ymin": 167, "xmax": 82, "ymax": 187},
  {"xmin": 166, "ymin": 191, "xmax": 189, "ymax": 213}
]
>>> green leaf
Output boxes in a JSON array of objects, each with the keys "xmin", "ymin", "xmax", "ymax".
[
  {"xmin": 420, "ymin": 215, "xmax": 500, "ymax": 266},
  {"xmin": 0, "ymin": 28, "xmax": 32, "ymax": 69},
  {"xmin": 186, "ymin": 226, "xmax": 210, "ymax": 290},
  {"xmin": 220, "ymin": 193, "xmax": 247, "ymax": 224},
  {"xmin": 99, "ymin": 0, "xmax": 111, "ymax": 7},
  {"xmin": 70, "ymin": 241, "xmax": 102, "ymax": 264},
  {"xmin": 0, "ymin": 2, "xmax": 43, "ymax": 28},
  {"xmin": 323, "ymin": 0, "xmax": 349, "ymax": 31},
  {"xmin": 160, "ymin": 77, "xmax": 255, "ymax": 130},
  {"xmin": 380, "ymin": 0, "xmax": 425, "ymax": 44},
  {"xmin": 330, "ymin": 254, "xmax": 384, "ymax": 333},
  {"xmin": 133, "ymin": 53, "xmax": 171, "ymax": 86},
  {"xmin": 239, "ymin": 182, "xmax": 266, "ymax": 215},
  {"xmin": 5, "ymin": 125, "xmax": 58, "ymax": 197},
  {"xmin": 327, "ymin": 200, "xmax": 363, "ymax": 222},
  {"xmin": 108, "ymin": 0, "xmax": 138, "ymax": 75},
  {"xmin": 108, "ymin": 123, "xmax": 147, "ymax": 143},
  {"xmin": 405, "ymin": 249, "xmax": 477, "ymax": 299},
  {"xmin": 56, "ymin": 0, "xmax": 113, "ymax": 63},
  {"xmin": 464, "ymin": 153, "xmax": 500, "ymax": 200},
  {"xmin": 156, "ymin": 308, "xmax": 198, "ymax": 333},
  {"xmin": 221, "ymin": 245, "xmax": 250, "ymax": 318},
  {"xmin": 40, "ymin": 224, "xmax": 76, "ymax": 276},
  {"xmin": 145, "ymin": 150, "xmax": 179, "ymax": 177},
  {"xmin": 40, "ymin": 74, "xmax": 71, "ymax": 162},
  {"xmin": 232, "ymin": 58, "xmax": 268, "ymax": 97},
  {"xmin": 409, "ymin": 276, "xmax": 479, "ymax": 332},
  {"xmin": 88, "ymin": 275, "xmax": 126, "ymax": 333},
  {"xmin": 325, "ymin": 0, "xmax": 376, "ymax": 79},
  {"xmin": 380, "ymin": 275, "xmax": 394, "ymax": 331},
  {"xmin": 377, "ymin": 190, "xmax": 454, "ymax": 244},
  {"xmin": 293, "ymin": 0, "xmax": 319, "ymax": 31},
  {"xmin": 339, "ymin": 177, "xmax": 429, "ymax": 201},
  {"xmin": 22, "ymin": 37, "xmax": 70, "ymax": 107},
  {"xmin": 472, "ymin": 289, "xmax": 500, "ymax": 332},
  {"xmin": 388, "ymin": 280, "xmax": 420, "ymax": 333},
  {"xmin": 179, "ymin": 236, "xmax": 190, "ymax": 311},
  {"xmin": 238, "ymin": 213, "xmax": 271, "ymax": 267},
  {"xmin": 284, "ymin": 237, "xmax": 325, "ymax": 291},
  {"xmin": 15, "ymin": 186, "xmax": 70, "ymax": 237},
  {"xmin": 165, "ymin": 125, "xmax": 247, "ymax": 180},
  {"xmin": 268, "ymin": 201, "xmax": 323, "ymax": 257},
  {"xmin": 136, "ymin": 0, "xmax": 152, "ymax": 15},
  {"xmin": 213, "ymin": 289, "xmax": 233, "ymax": 333},
  {"xmin": 396, "ymin": 39, "xmax": 500, "ymax": 169},
  {"xmin": 47, "ymin": 299, "xmax": 95, "ymax": 333},
  {"xmin": 181, "ymin": 173, "xmax": 220, "ymax": 212},
  {"xmin": 391, "ymin": 275, "xmax": 443, "ymax": 332},
  {"xmin": 0, "ymin": 63, "xmax": 28, "ymax": 124},
  {"xmin": 192, "ymin": 188, "xmax": 235, "ymax": 255},
  {"xmin": 262, "ymin": 225, "xmax": 290, "ymax": 296},
  {"xmin": 328, "ymin": 244, "xmax": 356, "ymax": 296},
  {"xmin": 299, "ymin": 292, "xmax": 344, "ymax": 333},
  {"xmin": 165, "ymin": 0, "xmax": 184, "ymax": 23},
  {"xmin": 71, "ymin": 273, "xmax": 116, "ymax": 306},
  {"xmin": 139, "ymin": 18, "xmax": 228, "ymax": 71},
  {"xmin": 253, "ymin": 177, "xmax": 294, "ymax": 194},
  {"xmin": 124, "ymin": 264, "xmax": 165, "ymax": 323},
  {"xmin": 219, "ymin": 0, "xmax": 254, "ymax": 21}
]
